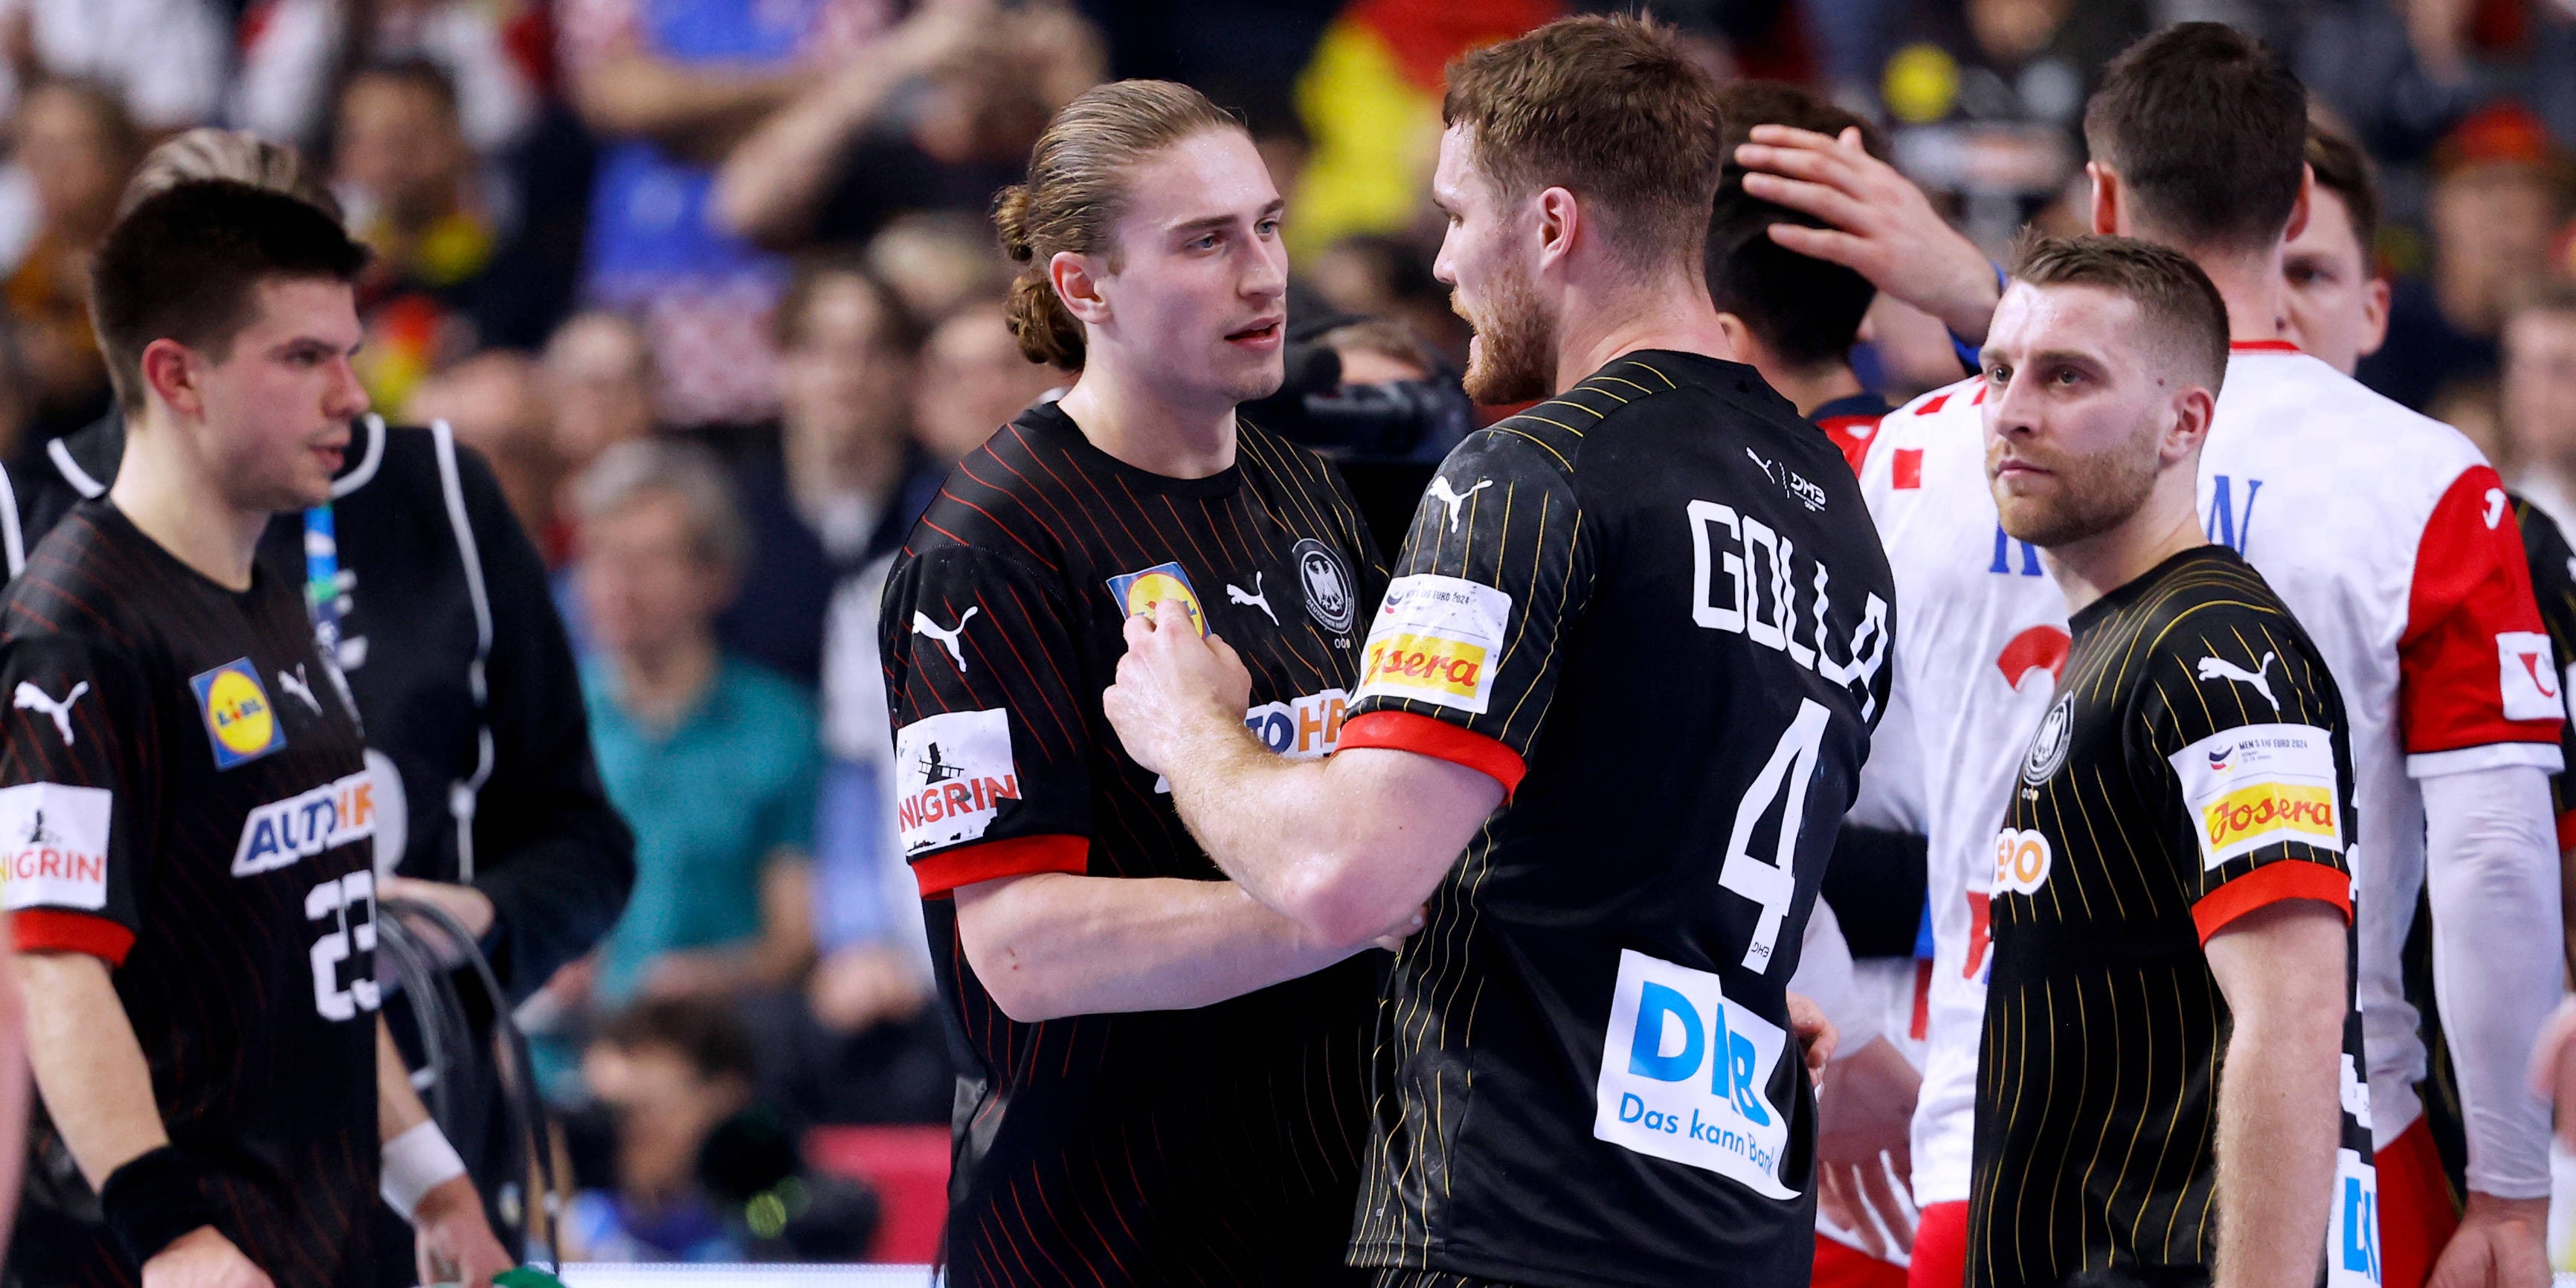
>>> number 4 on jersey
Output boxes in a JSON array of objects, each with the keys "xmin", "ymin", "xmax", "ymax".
[{"xmin": 1719, "ymin": 700, "xmax": 1830, "ymax": 971}]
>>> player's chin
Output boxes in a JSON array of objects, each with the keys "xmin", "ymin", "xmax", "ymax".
[{"xmin": 1214, "ymin": 350, "xmax": 1285, "ymax": 405}]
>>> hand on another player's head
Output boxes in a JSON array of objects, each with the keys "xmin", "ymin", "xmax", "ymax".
[
  {"xmin": 141, "ymin": 1226, "xmax": 274, "ymax": 1288},
  {"xmin": 1101, "ymin": 599, "xmax": 1252, "ymax": 775},
  {"xmin": 1733, "ymin": 124, "xmax": 2000, "ymax": 344}
]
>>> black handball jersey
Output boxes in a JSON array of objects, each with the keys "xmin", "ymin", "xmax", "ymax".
[
  {"xmin": 878, "ymin": 402, "xmax": 1387, "ymax": 1287},
  {"xmin": 1968, "ymin": 545, "xmax": 2376, "ymax": 1288},
  {"xmin": 2510, "ymin": 495, "xmax": 2576, "ymax": 851},
  {"xmin": 4, "ymin": 502, "xmax": 381, "ymax": 1288},
  {"xmin": 1334, "ymin": 352, "xmax": 1896, "ymax": 1288}
]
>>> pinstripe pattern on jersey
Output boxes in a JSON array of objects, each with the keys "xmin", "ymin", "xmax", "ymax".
[
  {"xmin": 1967, "ymin": 546, "xmax": 2370, "ymax": 1287},
  {"xmin": 881, "ymin": 405, "xmax": 1382, "ymax": 1287},
  {"xmin": 4, "ymin": 503, "xmax": 379, "ymax": 1288}
]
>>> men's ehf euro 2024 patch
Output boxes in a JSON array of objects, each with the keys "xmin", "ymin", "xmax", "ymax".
[
  {"xmin": 2166, "ymin": 722, "xmax": 2343, "ymax": 871},
  {"xmin": 895, "ymin": 708, "xmax": 1018, "ymax": 856},
  {"xmin": 1354, "ymin": 573, "xmax": 1512, "ymax": 715}
]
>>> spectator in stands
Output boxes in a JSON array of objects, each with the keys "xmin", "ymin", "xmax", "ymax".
[
  {"xmin": 334, "ymin": 59, "xmax": 562, "ymax": 415},
  {"xmin": 2502, "ymin": 287, "xmax": 2576, "ymax": 528},
  {"xmin": 713, "ymin": 0, "xmax": 1101, "ymax": 251},
  {"xmin": 557, "ymin": 0, "xmax": 890, "ymax": 428},
  {"xmin": 1, "ymin": 78, "xmax": 137, "ymax": 437},
  {"xmin": 908, "ymin": 299, "xmax": 1065, "ymax": 462},
  {"xmin": 2362, "ymin": 104, "xmax": 2569, "ymax": 410},
  {"xmin": 717, "ymin": 259, "xmax": 937, "ymax": 687},
  {"xmin": 570, "ymin": 996, "xmax": 760, "ymax": 1261},
  {"xmin": 863, "ymin": 210, "xmax": 1010, "ymax": 326},
  {"xmin": 576, "ymin": 441, "xmax": 821, "ymax": 1006},
  {"xmin": 231, "ymin": 0, "xmax": 541, "ymax": 157},
  {"xmin": 544, "ymin": 309, "xmax": 659, "ymax": 518},
  {"xmin": 0, "ymin": 0, "xmax": 227, "ymax": 131}
]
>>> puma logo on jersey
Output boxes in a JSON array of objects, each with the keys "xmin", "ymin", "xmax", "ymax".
[
  {"xmin": 913, "ymin": 608, "xmax": 979, "ymax": 672},
  {"xmin": 1226, "ymin": 573, "xmax": 1278, "ymax": 625},
  {"xmin": 277, "ymin": 665, "xmax": 322, "ymax": 716},
  {"xmin": 2486, "ymin": 487, "xmax": 2509, "ymax": 529},
  {"xmin": 1429, "ymin": 475, "xmax": 1491, "ymax": 532},
  {"xmin": 13, "ymin": 682, "xmax": 86, "ymax": 745},
  {"xmin": 2196, "ymin": 652, "xmax": 2281, "ymax": 713}
]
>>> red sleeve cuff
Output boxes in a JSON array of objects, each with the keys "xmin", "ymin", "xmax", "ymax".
[
  {"xmin": 2191, "ymin": 858, "xmax": 2353, "ymax": 943},
  {"xmin": 911, "ymin": 834, "xmax": 1087, "ymax": 898},
  {"xmin": 11, "ymin": 909, "xmax": 135, "ymax": 965},
  {"xmin": 2558, "ymin": 809, "xmax": 2576, "ymax": 853},
  {"xmin": 1338, "ymin": 710, "xmax": 1527, "ymax": 798}
]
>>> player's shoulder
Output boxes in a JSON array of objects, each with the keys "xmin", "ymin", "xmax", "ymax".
[
  {"xmin": 906, "ymin": 408, "xmax": 1071, "ymax": 571},
  {"xmin": 6, "ymin": 503, "xmax": 150, "ymax": 651},
  {"xmin": 2115, "ymin": 547, "xmax": 2312, "ymax": 661},
  {"xmin": 2514, "ymin": 494, "xmax": 2575, "ymax": 575},
  {"xmin": 2222, "ymin": 350, "xmax": 2487, "ymax": 479}
]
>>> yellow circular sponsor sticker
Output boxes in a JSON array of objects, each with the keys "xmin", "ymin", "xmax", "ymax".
[
  {"xmin": 205, "ymin": 669, "xmax": 275, "ymax": 757},
  {"xmin": 1124, "ymin": 571, "xmax": 1204, "ymax": 635}
]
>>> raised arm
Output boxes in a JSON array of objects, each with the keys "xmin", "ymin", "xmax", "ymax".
[
  {"xmin": 1732, "ymin": 124, "xmax": 2000, "ymax": 345},
  {"xmin": 2202, "ymin": 900, "xmax": 2349, "ymax": 1288}
]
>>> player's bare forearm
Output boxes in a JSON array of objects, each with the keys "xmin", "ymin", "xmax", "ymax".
[
  {"xmin": 376, "ymin": 1019, "xmax": 431, "ymax": 1143},
  {"xmin": 19, "ymin": 950, "xmax": 167, "ymax": 1187},
  {"xmin": 952, "ymin": 871, "xmax": 1365, "ymax": 1021},
  {"xmin": 2422, "ymin": 764, "xmax": 2560, "ymax": 1197},
  {"xmin": 2205, "ymin": 900, "xmax": 2348, "ymax": 1288}
]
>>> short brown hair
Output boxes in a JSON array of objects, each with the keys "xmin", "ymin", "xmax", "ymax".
[
  {"xmin": 2009, "ymin": 233, "xmax": 2231, "ymax": 393},
  {"xmin": 1707, "ymin": 81, "xmax": 1887, "ymax": 371},
  {"xmin": 2306, "ymin": 123, "xmax": 2380, "ymax": 251},
  {"xmin": 2083, "ymin": 23, "xmax": 2307, "ymax": 254},
  {"xmin": 1441, "ymin": 14, "xmax": 1725, "ymax": 275},
  {"xmin": 994, "ymin": 80, "xmax": 1243, "ymax": 371},
  {"xmin": 91, "ymin": 181, "xmax": 370, "ymax": 413}
]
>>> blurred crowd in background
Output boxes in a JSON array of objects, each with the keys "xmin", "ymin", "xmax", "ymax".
[{"xmin": 9, "ymin": 0, "xmax": 2576, "ymax": 1265}]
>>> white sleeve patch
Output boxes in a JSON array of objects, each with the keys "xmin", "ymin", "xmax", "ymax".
[
  {"xmin": 0, "ymin": 782, "xmax": 112, "ymax": 910},
  {"xmin": 2166, "ymin": 723, "xmax": 2343, "ymax": 869},
  {"xmin": 894, "ymin": 709, "xmax": 1019, "ymax": 856},
  {"xmin": 1354, "ymin": 573, "xmax": 1513, "ymax": 715},
  {"xmin": 2497, "ymin": 631, "xmax": 2563, "ymax": 722}
]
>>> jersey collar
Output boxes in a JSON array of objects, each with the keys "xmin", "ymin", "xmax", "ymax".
[{"xmin": 2228, "ymin": 339, "xmax": 2302, "ymax": 355}]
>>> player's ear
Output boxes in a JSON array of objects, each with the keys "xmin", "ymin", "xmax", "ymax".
[
  {"xmin": 1534, "ymin": 186, "xmax": 1580, "ymax": 275},
  {"xmin": 138, "ymin": 338, "xmax": 202, "ymax": 419},
  {"xmin": 2166, "ymin": 384, "xmax": 2217, "ymax": 461},
  {"xmin": 2281, "ymin": 165, "xmax": 2313, "ymax": 245},
  {"xmin": 2361, "ymin": 277, "xmax": 2392, "ymax": 358},
  {"xmin": 1713, "ymin": 312, "xmax": 1759, "ymax": 367},
  {"xmin": 2085, "ymin": 161, "xmax": 2119, "ymax": 236},
  {"xmin": 1049, "ymin": 249, "xmax": 1110, "ymax": 329}
]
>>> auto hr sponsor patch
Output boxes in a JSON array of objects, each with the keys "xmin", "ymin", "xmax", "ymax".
[
  {"xmin": 2166, "ymin": 722, "xmax": 2343, "ymax": 870},
  {"xmin": 1355, "ymin": 573, "xmax": 1511, "ymax": 715},
  {"xmin": 235, "ymin": 771, "xmax": 378, "ymax": 877},
  {"xmin": 0, "ymin": 782, "xmax": 111, "ymax": 910},
  {"xmin": 895, "ymin": 708, "xmax": 1019, "ymax": 855}
]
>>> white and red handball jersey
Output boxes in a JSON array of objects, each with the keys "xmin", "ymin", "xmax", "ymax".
[
  {"xmin": 1852, "ymin": 377, "xmax": 2071, "ymax": 1208},
  {"xmin": 2201, "ymin": 341, "xmax": 2564, "ymax": 1150}
]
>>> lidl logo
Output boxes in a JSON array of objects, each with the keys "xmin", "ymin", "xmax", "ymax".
[
  {"xmin": 192, "ymin": 660, "xmax": 285, "ymax": 769},
  {"xmin": 1105, "ymin": 562, "xmax": 1205, "ymax": 637}
]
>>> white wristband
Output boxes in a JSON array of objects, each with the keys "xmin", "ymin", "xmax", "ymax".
[{"xmin": 380, "ymin": 1120, "xmax": 468, "ymax": 1220}]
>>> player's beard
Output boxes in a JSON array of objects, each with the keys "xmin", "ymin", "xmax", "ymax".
[
  {"xmin": 1991, "ymin": 416, "xmax": 2163, "ymax": 549},
  {"xmin": 1457, "ymin": 258, "xmax": 1556, "ymax": 405}
]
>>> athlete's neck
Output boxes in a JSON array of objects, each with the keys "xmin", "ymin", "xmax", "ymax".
[
  {"xmin": 1769, "ymin": 363, "xmax": 1866, "ymax": 419},
  {"xmin": 2041, "ymin": 475, "xmax": 2208, "ymax": 615},
  {"xmin": 109, "ymin": 406, "xmax": 274, "ymax": 591},
  {"xmin": 1551, "ymin": 272, "xmax": 1739, "ymax": 394},
  {"xmin": 2193, "ymin": 245, "xmax": 2296, "ymax": 346},
  {"xmin": 1055, "ymin": 361, "xmax": 1237, "ymax": 479},
  {"xmin": 613, "ymin": 634, "xmax": 719, "ymax": 730}
]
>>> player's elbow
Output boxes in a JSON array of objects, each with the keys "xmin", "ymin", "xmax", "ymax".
[{"xmin": 1275, "ymin": 846, "xmax": 1414, "ymax": 953}]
